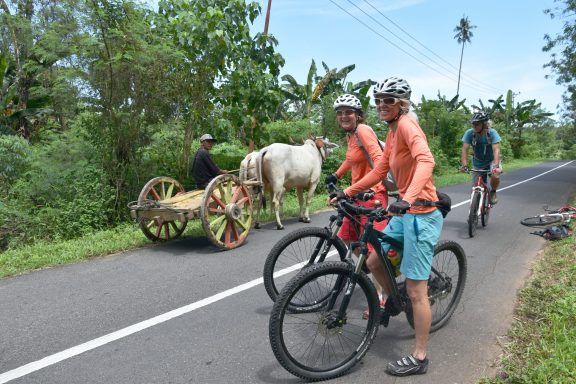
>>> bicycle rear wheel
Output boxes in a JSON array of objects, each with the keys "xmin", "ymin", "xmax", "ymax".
[
  {"xmin": 468, "ymin": 191, "xmax": 480, "ymax": 237},
  {"xmin": 481, "ymin": 190, "xmax": 491, "ymax": 227},
  {"xmin": 263, "ymin": 227, "xmax": 348, "ymax": 304},
  {"xmin": 269, "ymin": 261, "xmax": 379, "ymax": 381},
  {"xmin": 405, "ymin": 240, "xmax": 467, "ymax": 332},
  {"xmin": 520, "ymin": 215, "xmax": 563, "ymax": 227}
]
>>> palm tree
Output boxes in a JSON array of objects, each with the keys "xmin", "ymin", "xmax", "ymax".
[{"xmin": 454, "ymin": 16, "xmax": 476, "ymax": 96}]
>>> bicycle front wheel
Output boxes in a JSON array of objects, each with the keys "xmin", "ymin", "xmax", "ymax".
[
  {"xmin": 269, "ymin": 261, "xmax": 380, "ymax": 381},
  {"xmin": 405, "ymin": 240, "xmax": 467, "ymax": 332},
  {"xmin": 263, "ymin": 227, "xmax": 348, "ymax": 303},
  {"xmin": 520, "ymin": 215, "xmax": 563, "ymax": 227},
  {"xmin": 481, "ymin": 190, "xmax": 491, "ymax": 227},
  {"xmin": 468, "ymin": 191, "xmax": 480, "ymax": 237}
]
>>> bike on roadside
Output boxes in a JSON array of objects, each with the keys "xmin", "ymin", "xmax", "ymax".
[
  {"xmin": 268, "ymin": 194, "xmax": 467, "ymax": 381},
  {"xmin": 461, "ymin": 166, "xmax": 493, "ymax": 237},
  {"xmin": 520, "ymin": 205, "xmax": 576, "ymax": 240}
]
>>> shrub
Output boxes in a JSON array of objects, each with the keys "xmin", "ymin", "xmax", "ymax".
[
  {"xmin": 0, "ymin": 135, "xmax": 31, "ymax": 194},
  {"xmin": 263, "ymin": 119, "xmax": 320, "ymax": 145},
  {"xmin": 1, "ymin": 129, "xmax": 115, "ymax": 249}
]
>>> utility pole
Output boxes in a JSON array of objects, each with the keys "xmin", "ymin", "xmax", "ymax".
[
  {"xmin": 249, "ymin": 0, "xmax": 272, "ymax": 153},
  {"xmin": 264, "ymin": 0, "xmax": 272, "ymax": 36}
]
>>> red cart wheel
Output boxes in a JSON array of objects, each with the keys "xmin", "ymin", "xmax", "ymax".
[
  {"xmin": 200, "ymin": 174, "xmax": 253, "ymax": 250},
  {"xmin": 137, "ymin": 176, "xmax": 187, "ymax": 241}
]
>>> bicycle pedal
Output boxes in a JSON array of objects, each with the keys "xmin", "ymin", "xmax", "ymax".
[
  {"xmin": 384, "ymin": 298, "xmax": 401, "ymax": 317},
  {"xmin": 379, "ymin": 310, "xmax": 390, "ymax": 327},
  {"xmin": 380, "ymin": 310, "xmax": 390, "ymax": 327}
]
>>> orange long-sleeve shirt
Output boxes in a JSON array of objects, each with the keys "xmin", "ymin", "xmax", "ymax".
[
  {"xmin": 335, "ymin": 124, "xmax": 386, "ymax": 194},
  {"xmin": 344, "ymin": 115, "xmax": 437, "ymax": 214}
]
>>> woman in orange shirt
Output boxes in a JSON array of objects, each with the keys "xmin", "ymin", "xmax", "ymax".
[
  {"xmin": 325, "ymin": 93, "xmax": 389, "ymax": 316},
  {"xmin": 331, "ymin": 78, "xmax": 443, "ymax": 377}
]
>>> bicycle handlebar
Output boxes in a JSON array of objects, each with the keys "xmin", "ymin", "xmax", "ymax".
[
  {"xmin": 328, "ymin": 182, "xmax": 443, "ymax": 219},
  {"xmin": 459, "ymin": 165, "xmax": 491, "ymax": 174},
  {"xmin": 326, "ymin": 182, "xmax": 375, "ymax": 202},
  {"xmin": 338, "ymin": 199, "xmax": 388, "ymax": 221}
]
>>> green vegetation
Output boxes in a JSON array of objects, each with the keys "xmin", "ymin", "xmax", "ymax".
[
  {"xmin": 479, "ymin": 198, "xmax": 576, "ymax": 384},
  {"xmin": 1, "ymin": 0, "xmax": 574, "ymax": 254}
]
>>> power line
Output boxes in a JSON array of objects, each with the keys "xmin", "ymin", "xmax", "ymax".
[
  {"xmin": 354, "ymin": 0, "xmax": 503, "ymax": 95},
  {"xmin": 327, "ymin": 0, "xmax": 458, "ymax": 84},
  {"xmin": 361, "ymin": 0, "xmax": 503, "ymax": 94},
  {"xmin": 329, "ymin": 0, "xmax": 505, "ymax": 97},
  {"xmin": 345, "ymin": 1, "xmax": 461, "ymax": 81}
]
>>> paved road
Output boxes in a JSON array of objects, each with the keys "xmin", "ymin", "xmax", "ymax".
[{"xmin": 1, "ymin": 160, "xmax": 574, "ymax": 384}]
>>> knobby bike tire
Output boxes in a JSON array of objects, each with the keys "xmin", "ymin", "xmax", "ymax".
[
  {"xmin": 405, "ymin": 240, "xmax": 467, "ymax": 332},
  {"xmin": 468, "ymin": 191, "xmax": 481, "ymax": 237},
  {"xmin": 520, "ymin": 215, "xmax": 563, "ymax": 227},
  {"xmin": 269, "ymin": 261, "xmax": 379, "ymax": 381},
  {"xmin": 481, "ymin": 190, "xmax": 491, "ymax": 227},
  {"xmin": 263, "ymin": 227, "xmax": 348, "ymax": 305}
]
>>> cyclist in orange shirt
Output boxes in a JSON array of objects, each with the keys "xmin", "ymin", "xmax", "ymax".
[
  {"xmin": 330, "ymin": 78, "xmax": 443, "ymax": 377},
  {"xmin": 325, "ymin": 93, "xmax": 389, "ymax": 317}
]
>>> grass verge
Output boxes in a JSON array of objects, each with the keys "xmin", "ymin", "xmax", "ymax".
[{"xmin": 479, "ymin": 195, "xmax": 576, "ymax": 384}]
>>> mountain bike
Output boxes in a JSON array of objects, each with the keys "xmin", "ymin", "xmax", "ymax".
[
  {"xmin": 520, "ymin": 205, "xmax": 576, "ymax": 240},
  {"xmin": 465, "ymin": 168, "xmax": 493, "ymax": 237},
  {"xmin": 262, "ymin": 186, "xmax": 375, "ymax": 308},
  {"xmin": 520, "ymin": 205, "xmax": 576, "ymax": 227},
  {"xmin": 268, "ymin": 195, "xmax": 467, "ymax": 381}
]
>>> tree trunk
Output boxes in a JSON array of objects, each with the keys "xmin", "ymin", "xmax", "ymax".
[{"xmin": 457, "ymin": 42, "xmax": 465, "ymax": 96}]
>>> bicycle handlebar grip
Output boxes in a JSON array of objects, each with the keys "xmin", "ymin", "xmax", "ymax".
[
  {"xmin": 356, "ymin": 191, "xmax": 375, "ymax": 201},
  {"xmin": 326, "ymin": 182, "xmax": 337, "ymax": 193}
]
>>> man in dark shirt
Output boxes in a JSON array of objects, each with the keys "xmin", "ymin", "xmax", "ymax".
[{"xmin": 192, "ymin": 134, "xmax": 228, "ymax": 189}]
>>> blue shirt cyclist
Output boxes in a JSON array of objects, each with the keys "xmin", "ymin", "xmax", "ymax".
[{"xmin": 460, "ymin": 111, "xmax": 502, "ymax": 205}]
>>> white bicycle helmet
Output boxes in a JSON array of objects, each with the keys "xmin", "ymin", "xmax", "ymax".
[
  {"xmin": 373, "ymin": 77, "xmax": 412, "ymax": 99},
  {"xmin": 333, "ymin": 94, "xmax": 362, "ymax": 111}
]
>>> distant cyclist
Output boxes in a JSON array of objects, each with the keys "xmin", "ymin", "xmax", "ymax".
[{"xmin": 460, "ymin": 111, "xmax": 502, "ymax": 204}]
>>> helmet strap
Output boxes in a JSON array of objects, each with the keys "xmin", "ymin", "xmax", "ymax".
[
  {"xmin": 343, "ymin": 121, "xmax": 358, "ymax": 133},
  {"xmin": 384, "ymin": 110, "xmax": 404, "ymax": 124}
]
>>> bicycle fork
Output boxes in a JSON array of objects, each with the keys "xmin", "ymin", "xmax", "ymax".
[
  {"xmin": 321, "ymin": 241, "xmax": 367, "ymax": 328},
  {"xmin": 308, "ymin": 215, "xmax": 342, "ymax": 266},
  {"xmin": 470, "ymin": 186, "xmax": 484, "ymax": 217}
]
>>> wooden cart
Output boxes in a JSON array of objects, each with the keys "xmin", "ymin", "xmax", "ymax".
[{"xmin": 128, "ymin": 174, "xmax": 259, "ymax": 250}]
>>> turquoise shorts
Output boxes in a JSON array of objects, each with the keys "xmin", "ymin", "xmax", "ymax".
[{"xmin": 377, "ymin": 209, "xmax": 443, "ymax": 280}]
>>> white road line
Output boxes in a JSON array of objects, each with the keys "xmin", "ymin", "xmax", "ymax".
[
  {"xmin": 450, "ymin": 160, "xmax": 573, "ymax": 208},
  {"xmin": 1, "ymin": 160, "xmax": 573, "ymax": 383},
  {"xmin": 0, "ymin": 250, "xmax": 337, "ymax": 384}
]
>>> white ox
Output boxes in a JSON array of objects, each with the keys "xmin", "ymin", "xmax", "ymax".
[
  {"xmin": 239, "ymin": 151, "xmax": 259, "ymax": 183},
  {"xmin": 255, "ymin": 136, "xmax": 338, "ymax": 230}
]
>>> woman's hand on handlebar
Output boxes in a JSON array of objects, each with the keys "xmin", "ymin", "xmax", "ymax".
[
  {"xmin": 329, "ymin": 189, "xmax": 347, "ymax": 204},
  {"xmin": 325, "ymin": 173, "xmax": 338, "ymax": 186}
]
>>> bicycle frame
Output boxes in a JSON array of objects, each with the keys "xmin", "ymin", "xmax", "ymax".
[
  {"xmin": 303, "ymin": 201, "xmax": 365, "ymax": 266},
  {"xmin": 326, "ymin": 202, "xmax": 408, "ymax": 322},
  {"xmin": 467, "ymin": 168, "xmax": 492, "ymax": 237},
  {"xmin": 470, "ymin": 169, "xmax": 491, "ymax": 214}
]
